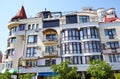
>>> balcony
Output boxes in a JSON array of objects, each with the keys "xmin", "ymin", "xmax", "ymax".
[
  {"xmin": 44, "ymin": 51, "xmax": 58, "ymax": 58},
  {"xmin": 43, "ymin": 38, "xmax": 58, "ymax": 45}
]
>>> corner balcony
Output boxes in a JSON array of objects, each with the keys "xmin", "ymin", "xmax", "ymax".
[
  {"xmin": 43, "ymin": 38, "xmax": 58, "ymax": 45},
  {"xmin": 44, "ymin": 51, "xmax": 58, "ymax": 58}
]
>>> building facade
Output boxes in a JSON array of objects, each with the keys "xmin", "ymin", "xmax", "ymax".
[{"xmin": 1, "ymin": 6, "xmax": 120, "ymax": 79}]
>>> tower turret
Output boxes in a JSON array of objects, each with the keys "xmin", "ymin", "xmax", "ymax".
[{"xmin": 11, "ymin": 6, "xmax": 27, "ymax": 21}]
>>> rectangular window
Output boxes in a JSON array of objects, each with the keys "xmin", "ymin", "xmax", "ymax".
[
  {"xmin": 26, "ymin": 60, "xmax": 37, "ymax": 67},
  {"xmin": 79, "ymin": 16, "xmax": 90, "ymax": 23},
  {"xmin": 6, "ymin": 61, "xmax": 13, "ymax": 69},
  {"xmin": 45, "ymin": 59, "xmax": 56, "ymax": 66},
  {"xmin": 8, "ymin": 49, "xmax": 14, "ymax": 56},
  {"xmin": 104, "ymin": 29, "xmax": 116, "ymax": 39},
  {"xmin": 26, "ymin": 47, "xmax": 37, "ymax": 57},
  {"xmin": 46, "ymin": 34, "xmax": 56, "ymax": 41},
  {"xmin": 27, "ymin": 35, "xmax": 37, "ymax": 44},
  {"xmin": 10, "ymin": 37, "xmax": 16, "ymax": 43},
  {"xmin": 109, "ymin": 54, "xmax": 120, "ymax": 63},
  {"xmin": 43, "ymin": 19, "xmax": 59, "ymax": 28},
  {"xmin": 19, "ymin": 24, "xmax": 25, "ymax": 31},
  {"xmin": 107, "ymin": 41, "xmax": 119, "ymax": 49},
  {"xmin": 45, "ymin": 46, "xmax": 56, "ymax": 53},
  {"xmin": 66, "ymin": 15, "xmax": 77, "ymax": 24}
]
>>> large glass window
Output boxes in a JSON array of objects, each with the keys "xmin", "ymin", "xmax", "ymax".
[
  {"xmin": 26, "ymin": 47, "xmax": 37, "ymax": 57},
  {"xmin": 79, "ymin": 16, "xmax": 90, "ymax": 23},
  {"xmin": 85, "ymin": 55, "xmax": 101, "ymax": 64},
  {"xmin": 109, "ymin": 54, "xmax": 120, "ymax": 63},
  {"xmin": 45, "ymin": 46, "xmax": 56, "ymax": 53},
  {"xmin": 43, "ymin": 20, "xmax": 59, "ymax": 28},
  {"xmin": 104, "ymin": 29, "xmax": 116, "ymax": 39},
  {"xmin": 62, "ymin": 29, "xmax": 79, "ymax": 41},
  {"xmin": 62, "ymin": 42, "xmax": 81, "ymax": 54},
  {"xmin": 27, "ymin": 35, "xmax": 37, "ymax": 44},
  {"xmin": 66, "ymin": 15, "xmax": 77, "ymax": 24},
  {"xmin": 46, "ymin": 34, "xmax": 57, "ymax": 41},
  {"xmin": 107, "ymin": 41, "xmax": 119, "ymax": 49},
  {"xmin": 79, "ymin": 27, "xmax": 99, "ymax": 39},
  {"xmin": 62, "ymin": 41, "xmax": 101, "ymax": 54}
]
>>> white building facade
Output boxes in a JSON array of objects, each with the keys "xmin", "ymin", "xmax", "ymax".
[{"xmin": 1, "ymin": 6, "xmax": 120, "ymax": 79}]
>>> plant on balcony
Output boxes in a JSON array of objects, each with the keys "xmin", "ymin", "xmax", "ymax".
[
  {"xmin": 51, "ymin": 61, "xmax": 80, "ymax": 79},
  {"xmin": 87, "ymin": 59, "xmax": 114, "ymax": 79},
  {"xmin": 19, "ymin": 73, "xmax": 35, "ymax": 79}
]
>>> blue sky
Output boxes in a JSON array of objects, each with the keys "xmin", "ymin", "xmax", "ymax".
[{"xmin": 0, "ymin": 0, "xmax": 120, "ymax": 53}]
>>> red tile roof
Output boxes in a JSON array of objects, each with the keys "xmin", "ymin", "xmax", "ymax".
[
  {"xmin": 11, "ymin": 6, "xmax": 27, "ymax": 21},
  {"xmin": 103, "ymin": 14, "xmax": 120, "ymax": 23}
]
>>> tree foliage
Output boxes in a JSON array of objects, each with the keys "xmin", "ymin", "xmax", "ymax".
[
  {"xmin": 0, "ymin": 69, "xmax": 13, "ymax": 79},
  {"xmin": 87, "ymin": 60, "xmax": 114, "ymax": 79},
  {"xmin": 19, "ymin": 73, "xmax": 35, "ymax": 79},
  {"xmin": 51, "ymin": 61, "xmax": 80, "ymax": 79}
]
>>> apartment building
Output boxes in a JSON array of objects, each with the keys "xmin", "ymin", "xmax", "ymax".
[{"xmin": 1, "ymin": 6, "xmax": 120, "ymax": 79}]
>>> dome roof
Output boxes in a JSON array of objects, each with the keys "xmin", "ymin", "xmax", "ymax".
[{"xmin": 11, "ymin": 6, "xmax": 27, "ymax": 21}]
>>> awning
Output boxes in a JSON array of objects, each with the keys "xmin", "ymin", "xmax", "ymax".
[{"xmin": 38, "ymin": 72, "xmax": 57, "ymax": 76}]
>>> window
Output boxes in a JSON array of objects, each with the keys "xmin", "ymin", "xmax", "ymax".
[
  {"xmin": 79, "ymin": 16, "xmax": 90, "ymax": 23},
  {"xmin": 104, "ymin": 29, "xmax": 116, "ymax": 39},
  {"xmin": 19, "ymin": 24, "xmax": 25, "ymax": 31},
  {"xmin": 32, "ymin": 24, "xmax": 35, "ymax": 30},
  {"xmin": 27, "ymin": 35, "xmax": 37, "ymax": 44},
  {"xmin": 66, "ymin": 15, "xmax": 77, "ymax": 24},
  {"xmin": 85, "ymin": 55, "xmax": 101, "ymax": 64},
  {"xmin": 28, "ymin": 25, "xmax": 31, "ymax": 30},
  {"xmin": 46, "ymin": 34, "xmax": 57, "ymax": 41},
  {"xmin": 62, "ymin": 29, "xmax": 79, "ymax": 41},
  {"xmin": 79, "ymin": 27, "xmax": 99, "ymax": 39},
  {"xmin": 26, "ymin": 47, "xmax": 37, "ymax": 57},
  {"xmin": 26, "ymin": 60, "xmax": 37, "ymax": 67},
  {"xmin": 11, "ymin": 26, "xmax": 17, "ymax": 32},
  {"xmin": 45, "ymin": 59, "xmax": 56, "ymax": 66},
  {"xmin": 45, "ymin": 46, "xmax": 56, "ymax": 53},
  {"xmin": 109, "ymin": 54, "xmax": 120, "ymax": 63},
  {"xmin": 7, "ymin": 49, "xmax": 14, "ymax": 56},
  {"xmin": 107, "ymin": 41, "xmax": 119, "ymax": 49},
  {"xmin": 72, "ymin": 56, "xmax": 82, "ymax": 64},
  {"xmin": 6, "ymin": 61, "xmax": 13, "ymax": 69},
  {"xmin": 36, "ymin": 24, "xmax": 39, "ymax": 30},
  {"xmin": 10, "ymin": 37, "xmax": 16, "ymax": 43},
  {"xmin": 62, "ymin": 42, "xmax": 81, "ymax": 54},
  {"xmin": 43, "ymin": 19, "xmax": 59, "ymax": 28}
]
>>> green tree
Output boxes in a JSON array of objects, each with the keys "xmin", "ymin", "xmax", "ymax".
[
  {"xmin": 87, "ymin": 59, "xmax": 114, "ymax": 79},
  {"xmin": 19, "ymin": 73, "xmax": 35, "ymax": 79},
  {"xmin": 51, "ymin": 61, "xmax": 80, "ymax": 79},
  {"xmin": 0, "ymin": 69, "xmax": 13, "ymax": 79}
]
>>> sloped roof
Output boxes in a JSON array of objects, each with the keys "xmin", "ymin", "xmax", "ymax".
[
  {"xmin": 103, "ymin": 14, "xmax": 120, "ymax": 23},
  {"xmin": 11, "ymin": 6, "xmax": 27, "ymax": 21}
]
